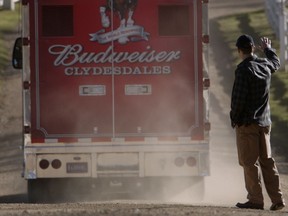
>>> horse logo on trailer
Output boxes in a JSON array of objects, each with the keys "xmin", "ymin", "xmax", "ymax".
[
  {"xmin": 100, "ymin": 0, "xmax": 138, "ymax": 29},
  {"xmin": 90, "ymin": 0, "xmax": 149, "ymax": 44}
]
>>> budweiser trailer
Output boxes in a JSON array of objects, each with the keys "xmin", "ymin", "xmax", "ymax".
[{"xmin": 12, "ymin": 0, "xmax": 210, "ymax": 202}]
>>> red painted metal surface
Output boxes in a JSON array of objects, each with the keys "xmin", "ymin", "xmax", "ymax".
[{"xmin": 28, "ymin": 0, "xmax": 204, "ymax": 141}]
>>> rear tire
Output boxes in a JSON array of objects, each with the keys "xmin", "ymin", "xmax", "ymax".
[
  {"xmin": 28, "ymin": 179, "xmax": 49, "ymax": 203},
  {"xmin": 28, "ymin": 179, "xmax": 66, "ymax": 203},
  {"xmin": 141, "ymin": 177, "xmax": 205, "ymax": 202}
]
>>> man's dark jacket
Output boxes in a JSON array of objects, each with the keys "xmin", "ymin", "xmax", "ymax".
[{"xmin": 230, "ymin": 48, "xmax": 280, "ymax": 127}]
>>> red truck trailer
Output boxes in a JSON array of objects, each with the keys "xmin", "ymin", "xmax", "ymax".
[{"xmin": 12, "ymin": 0, "xmax": 210, "ymax": 202}]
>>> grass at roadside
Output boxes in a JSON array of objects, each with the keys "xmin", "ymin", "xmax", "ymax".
[
  {"xmin": 216, "ymin": 10, "xmax": 288, "ymax": 157},
  {"xmin": 0, "ymin": 6, "xmax": 20, "ymax": 73}
]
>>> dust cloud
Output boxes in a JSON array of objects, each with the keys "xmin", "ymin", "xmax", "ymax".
[
  {"xmin": 162, "ymin": 135, "xmax": 246, "ymax": 207},
  {"xmin": 165, "ymin": 126, "xmax": 247, "ymax": 206}
]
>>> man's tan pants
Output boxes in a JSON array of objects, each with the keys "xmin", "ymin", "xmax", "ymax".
[{"xmin": 236, "ymin": 123, "xmax": 284, "ymax": 205}]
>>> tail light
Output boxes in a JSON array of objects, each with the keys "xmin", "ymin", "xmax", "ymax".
[
  {"xmin": 51, "ymin": 159, "xmax": 62, "ymax": 169},
  {"xmin": 39, "ymin": 159, "xmax": 49, "ymax": 169},
  {"xmin": 174, "ymin": 157, "xmax": 185, "ymax": 167},
  {"xmin": 186, "ymin": 156, "xmax": 197, "ymax": 167}
]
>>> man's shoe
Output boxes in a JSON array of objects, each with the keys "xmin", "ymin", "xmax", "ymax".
[
  {"xmin": 236, "ymin": 201, "xmax": 264, "ymax": 210},
  {"xmin": 270, "ymin": 202, "xmax": 285, "ymax": 211}
]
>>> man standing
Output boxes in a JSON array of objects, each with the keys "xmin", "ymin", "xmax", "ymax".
[{"xmin": 230, "ymin": 34, "xmax": 285, "ymax": 211}]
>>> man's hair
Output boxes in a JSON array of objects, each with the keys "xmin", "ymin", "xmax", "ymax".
[{"xmin": 236, "ymin": 34, "xmax": 254, "ymax": 54}]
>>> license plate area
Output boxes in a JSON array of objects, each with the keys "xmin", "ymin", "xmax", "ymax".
[
  {"xmin": 67, "ymin": 162, "xmax": 88, "ymax": 173},
  {"xmin": 36, "ymin": 154, "xmax": 91, "ymax": 178}
]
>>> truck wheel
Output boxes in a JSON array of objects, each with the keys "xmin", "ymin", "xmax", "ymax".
[
  {"xmin": 169, "ymin": 176, "xmax": 205, "ymax": 202},
  {"xmin": 28, "ymin": 179, "xmax": 73, "ymax": 203},
  {"xmin": 28, "ymin": 179, "xmax": 50, "ymax": 203},
  {"xmin": 151, "ymin": 177, "xmax": 205, "ymax": 202}
]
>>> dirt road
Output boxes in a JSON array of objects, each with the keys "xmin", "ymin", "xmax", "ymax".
[{"xmin": 0, "ymin": 0, "xmax": 287, "ymax": 215}]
